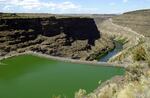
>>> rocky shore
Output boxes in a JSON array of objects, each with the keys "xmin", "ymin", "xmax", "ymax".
[{"xmin": 0, "ymin": 51, "xmax": 125, "ymax": 68}]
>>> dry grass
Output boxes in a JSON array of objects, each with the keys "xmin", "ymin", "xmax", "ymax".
[
  {"xmin": 132, "ymin": 46, "xmax": 147, "ymax": 61},
  {"xmin": 75, "ymin": 62, "xmax": 150, "ymax": 98},
  {"xmin": 112, "ymin": 9, "xmax": 150, "ymax": 37}
]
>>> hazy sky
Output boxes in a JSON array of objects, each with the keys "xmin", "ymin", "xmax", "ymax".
[{"xmin": 0, "ymin": 0, "xmax": 150, "ymax": 14}]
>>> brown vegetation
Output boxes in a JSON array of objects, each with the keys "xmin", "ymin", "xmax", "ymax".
[
  {"xmin": 132, "ymin": 46, "xmax": 147, "ymax": 61},
  {"xmin": 74, "ymin": 9, "xmax": 150, "ymax": 98},
  {"xmin": 112, "ymin": 9, "xmax": 150, "ymax": 37}
]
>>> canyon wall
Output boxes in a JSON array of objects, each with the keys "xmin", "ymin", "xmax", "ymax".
[{"xmin": 0, "ymin": 16, "xmax": 114, "ymax": 60}]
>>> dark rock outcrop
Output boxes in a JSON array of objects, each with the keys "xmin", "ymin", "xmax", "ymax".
[
  {"xmin": 0, "ymin": 17, "xmax": 100, "ymax": 45},
  {"xmin": 0, "ymin": 16, "xmax": 114, "ymax": 60}
]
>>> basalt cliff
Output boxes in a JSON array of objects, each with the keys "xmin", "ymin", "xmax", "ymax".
[{"xmin": 0, "ymin": 14, "xmax": 114, "ymax": 60}]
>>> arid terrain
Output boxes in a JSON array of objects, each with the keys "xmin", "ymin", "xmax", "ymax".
[
  {"xmin": 75, "ymin": 9, "xmax": 150, "ymax": 98},
  {"xmin": 0, "ymin": 9, "xmax": 150, "ymax": 98},
  {"xmin": 0, "ymin": 13, "xmax": 114, "ymax": 61}
]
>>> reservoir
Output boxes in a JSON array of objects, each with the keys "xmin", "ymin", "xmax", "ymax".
[{"xmin": 0, "ymin": 54, "xmax": 124, "ymax": 98}]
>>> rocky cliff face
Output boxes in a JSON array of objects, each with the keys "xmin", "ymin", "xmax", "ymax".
[{"xmin": 0, "ymin": 16, "xmax": 114, "ymax": 60}]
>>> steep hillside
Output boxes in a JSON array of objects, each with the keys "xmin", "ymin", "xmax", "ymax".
[
  {"xmin": 75, "ymin": 10, "xmax": 150, "ymax": 98},
  {"xmin": 112, "ymin": 9, "xmax": 150, "ymax": 37},
  {"xmin": 0, "ymin": 15, "xmax": 114, "ymax": 61}
]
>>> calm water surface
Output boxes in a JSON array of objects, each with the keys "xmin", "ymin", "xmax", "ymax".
[
  {"xmin": 0, "ymin": 55, "xmax": 124, "ymax": 98},
  {"xmin": 99, "ymin": 41, "xmax": 123, "ymax": 62}
]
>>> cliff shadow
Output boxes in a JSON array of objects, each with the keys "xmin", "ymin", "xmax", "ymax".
[
  {"xmin": 0, "ymin": 17, "xmax": 101, "ymax": 46},
  {"xmin": 63, "ymin": 18, "xmax": 101, "ymax": 46}
]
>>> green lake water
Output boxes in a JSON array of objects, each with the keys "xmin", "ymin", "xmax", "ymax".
[{"xmin": 0, "ymin": 55, "xmax": 125, "ymax": 98}]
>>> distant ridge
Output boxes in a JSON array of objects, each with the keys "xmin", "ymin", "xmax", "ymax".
[
  {"xmin": 124, "ymin": 9, "xmax": 150, "ymax": 14},
  {"xmin": 112, "ymin": 9, "xmax": 150, "ymax": 37}
]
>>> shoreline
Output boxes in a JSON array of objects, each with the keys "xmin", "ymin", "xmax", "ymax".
[{"xmin": 0, "ymin": 51, "xmax": 126, "ymax": 68}]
